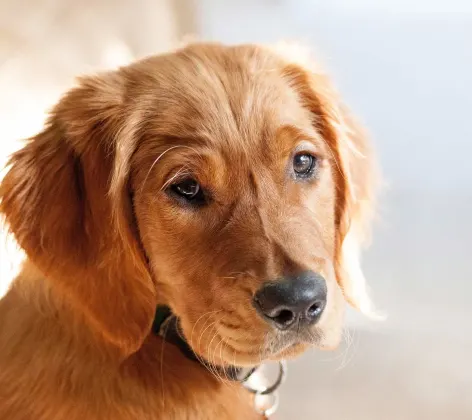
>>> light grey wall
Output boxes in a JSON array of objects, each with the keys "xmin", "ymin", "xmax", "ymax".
[{"xmin": 196, "ymin": 0, "xmax": 472, "ymax": 193}]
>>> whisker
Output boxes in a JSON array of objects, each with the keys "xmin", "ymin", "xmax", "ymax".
[
  {"xmin": 190, "ymin": 316, "xmax": 223, "ymax": 382},
  {"xmin": 207, "ymin": 328, "xmax": 228, "ymax": 384},
  {"xmin": 160, "ymin": 167, "xmax": 191, "ymax": 192},
  {"xmin": 335, "ymin": 327, "xmax": 358, "ymax": 371},
  {"xmin": 195, "ymin": 314, "xmax": 229, "ymax": 384},
  {"xmin": 194, "ymin": 313, "xmax": 221, "ymax": 352},
  {"xmin": 140, "ymin": 144, "xmax": 205, "ymax": 194},
  {"xmin": 140, "ymin": 145, "xmax": 184, "ymax": 194},
  {"xmin": 193, "ymin": 326, "xmax": 221, "ymax": 383},
  {"xmin": 159, "ymin": 316, "xmax": 172, "ymax": 409},
  {"xmin": 189, "ymin": 310, "xmax": 221, "ymax": 348},
  {"xmin": 212, "ymin": 336, "xmax": 229, "ymax": 385}
]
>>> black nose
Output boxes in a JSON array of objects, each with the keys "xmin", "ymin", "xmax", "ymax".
[{"xmin": 253, "ymin": 271, "xmax": 327, "ymax": 330}]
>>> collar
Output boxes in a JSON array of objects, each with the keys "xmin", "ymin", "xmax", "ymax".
[
  {"xmin": 151, "ymin": 306, "xmax": 287, "ymax": 418},
  {"xmin": 151, "ymin": 305, "xmax": 256, "ymax": 382}
]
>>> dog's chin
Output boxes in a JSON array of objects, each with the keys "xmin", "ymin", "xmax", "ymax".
[
  {"xmin": 209, "ymin": 329, "xmax": 331, "ymax": 367},
  {"xmin": 269, "ymin": 342, "xmax": 310, "ymax": 360},
  {"xmin": 226, "ymin": 327, "xmax": 344, "ymax": 367},
  {"xmin": 214, "ymin": 341, "xmax": 311, "ymax": 367},
  {"xmin": 182, "ymin": 312, "xmax": 343, "ymax": 368}
]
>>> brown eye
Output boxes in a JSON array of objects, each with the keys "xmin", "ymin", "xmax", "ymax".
[
  {"xmin": 170, "ymin": 178, "xmax": 204, "ymax": 203},
  {"xmin": 293, "ymin": 153, "xmax": 316, "ymax": 177}
]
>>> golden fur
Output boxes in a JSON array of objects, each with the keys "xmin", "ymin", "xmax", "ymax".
[{"xmin": 0, "ymin": 43, "xmax": 376, "ymax": 419}]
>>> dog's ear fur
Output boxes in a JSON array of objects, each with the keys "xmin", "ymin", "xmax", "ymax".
[
  {"xmin": 0, "ymin": 72, "xmax": 157, "ymax": 354},
  {"xmin": 279, "ymin": 47, "xmax": 379, "ymax": 317}
]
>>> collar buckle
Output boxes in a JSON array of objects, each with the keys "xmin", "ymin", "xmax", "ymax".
[{"xmin": 242, "ymin": 361, "xmax": 287, "ymax": 418}]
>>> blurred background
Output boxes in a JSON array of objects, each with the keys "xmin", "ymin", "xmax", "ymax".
[{"xmin": 1, "ymin": 0, "xmax": 471, "ymax": 418}]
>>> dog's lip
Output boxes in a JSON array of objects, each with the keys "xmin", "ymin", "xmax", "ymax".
[
  {"xmin": 221, "ymin": 338, "xmax": 267, "ymax": 357},
  {"xmin": 269, "ymin": 329, "xmax": 319, "ymax": 355},
  {"xmin": 212, "ymin": 323, "xmax": 319, "ymax": 361}
]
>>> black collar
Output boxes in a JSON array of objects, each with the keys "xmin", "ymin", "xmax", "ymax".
[{"xmin": 151, "ymin": 305, "xmax": 256, "ymax": 382}]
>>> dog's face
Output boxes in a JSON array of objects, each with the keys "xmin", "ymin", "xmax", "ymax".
[
  {"xmin": 0, "ymin": 44, "xmax": 376, "ymax": 364},
  {"xmin": 132, "ymin": 50, "xmax": 346, "ymax": 365}
]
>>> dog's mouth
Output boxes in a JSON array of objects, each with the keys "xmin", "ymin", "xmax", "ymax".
[
  {"xmin": 173, "ymin": 304, "xmax": 331, "ymax": 368},
  {"xmin": 194, "ymin": 324, "xmax": 322, "ymax": 367}
]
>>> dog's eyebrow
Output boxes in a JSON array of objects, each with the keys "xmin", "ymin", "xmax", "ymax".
[{"xmin": 274, "ymin": 124, "xmax": 320, "ymax": 155}]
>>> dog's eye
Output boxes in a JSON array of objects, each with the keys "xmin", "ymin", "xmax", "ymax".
[
  {"xmin": 293, "ymin": 153, "xmax": 317, "ymax": 177},
  {"xmin": 170, "ymin": 178, "xmax": 205, "ymax": 204}
]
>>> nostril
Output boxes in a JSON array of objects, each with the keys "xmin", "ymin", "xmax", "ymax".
[
  {"xmin": 253, "ymin": 296, "xmax": 297, "ymax": 329},
  {"xmin": 271, "ymin": 309, "xmax": 295, "ymax": 327}
]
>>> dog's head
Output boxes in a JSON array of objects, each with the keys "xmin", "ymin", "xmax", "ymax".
[{"xmin": 0, "ymin": 43, "xmax": 376, "ymax": 365}]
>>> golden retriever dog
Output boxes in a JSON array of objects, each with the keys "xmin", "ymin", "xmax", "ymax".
[{"xmin": 0, "ymin": 43, "xmax": 377, "ymax": 419}]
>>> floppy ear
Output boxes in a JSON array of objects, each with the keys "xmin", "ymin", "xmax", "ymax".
[
  {"xmin": 0, "ymin": 73, "xmax": 157, "ymax": 354},
  {"xmin": 281, "ymin": 57, "xmax": 379, "ymax": 317}
]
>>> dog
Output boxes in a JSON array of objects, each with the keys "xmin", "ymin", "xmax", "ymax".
[{"xmin": 0, "ymin": 42, "xmax": 377, "ymax": 419}]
